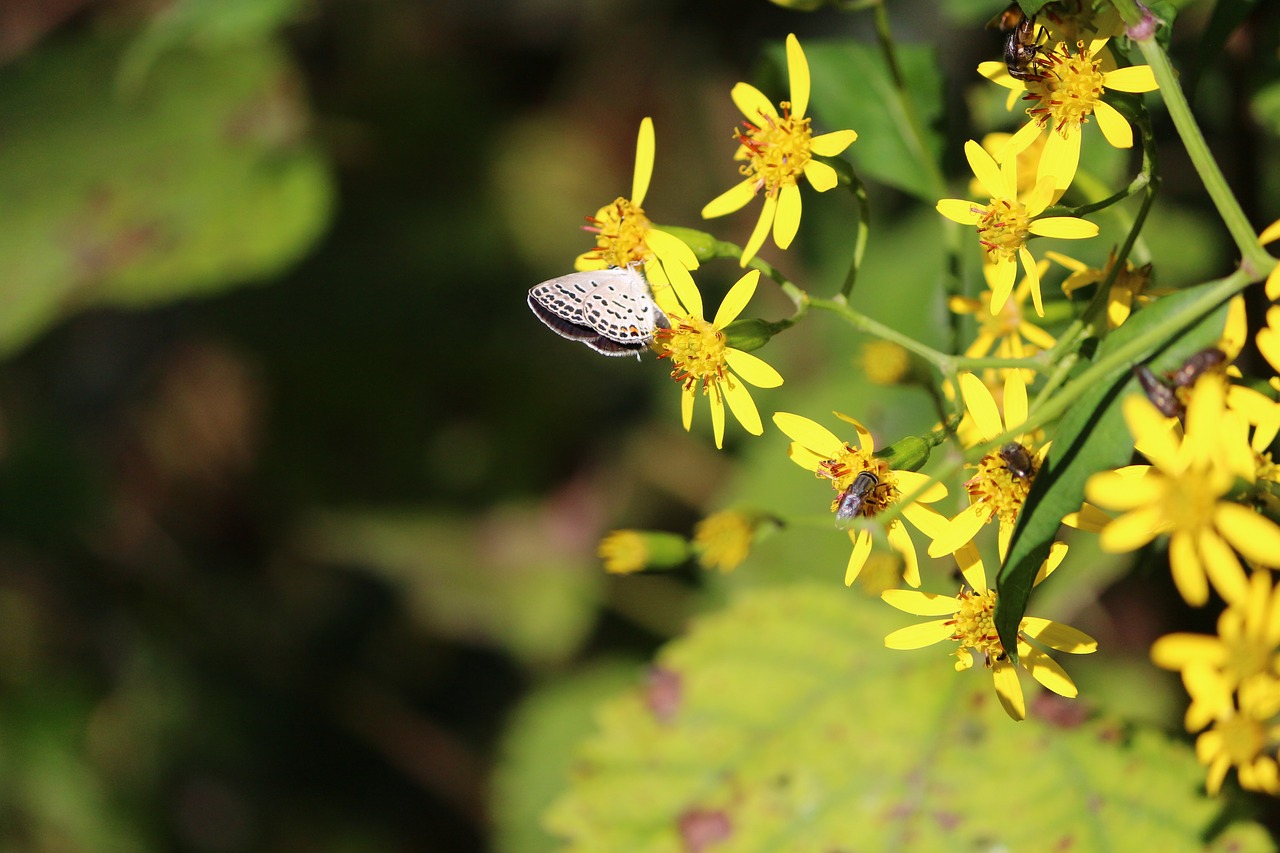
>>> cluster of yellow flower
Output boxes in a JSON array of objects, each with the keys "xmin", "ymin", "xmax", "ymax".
[{"xmin": 572, "ymin": 9, "xmax": 1280, "ymax": 777}]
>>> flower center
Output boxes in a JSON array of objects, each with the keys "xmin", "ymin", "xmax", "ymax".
[
  {"xmin": 736, "ymin": 101, "xmax": 812, "ymax": 197},
  {"xmin": 1025, "ymin": 41, "xmax": 1106, "ymax": 135},
  {"xmin": 656, "ymin": 316, "xmax": 729, "ymax": 393},
  {"xmin": 949, "ymin": 588, "xmax": 1005, "ymax": 660},
  {"xmin": 817, "ymin": 450, "xmax": 894, "ymax": 518},
  {"xmin": 976, "ymin": 198, "xmax": 1032, "ymax": 263},
  {"xmin": 583, "ymin": 197, "xmax": 653, "ymax": 267},
  {"xmin": 1214, "ymin": 713, "xmax": 1268, "ymax": 766},
  {"xmin": 1161, "ymin": 469, "xmax": 1226, "ymax": 532},
  {"xmin": 965, "ymin": 442, "xmax": 1038, "ymax": 525}
]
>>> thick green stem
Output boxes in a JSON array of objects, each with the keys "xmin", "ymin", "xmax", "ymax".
[{"xmin": 1112, "ymin": 0, "xmax": 1271, "ymax": 274}]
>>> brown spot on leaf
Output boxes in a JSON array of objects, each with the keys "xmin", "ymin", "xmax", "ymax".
[
  {"xmin": 645, "ymin": 666, "xmax": 681, "ymax": 723},
  {"xmin": 677, "ymin": 808, "xmax": 732, "ymax": 852}
]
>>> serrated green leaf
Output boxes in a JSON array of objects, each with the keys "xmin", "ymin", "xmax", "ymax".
[
  {"xmin": 0, "ymin": 34, "xmax": 332, "ymax": 356},
  {"xmin": 543, "ymin": 584, "xmax": 1268, "ymax": 851},
  {"xmin": 996, "ymin": 283, "xmax": 1233, "ymax": 659},
  {"xmin": 796, "ymin": 41, "xmax": 944, "ymax": 201}
]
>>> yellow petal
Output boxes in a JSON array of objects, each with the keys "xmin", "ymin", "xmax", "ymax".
[
  {"xmin": 1267, "ymin": 262, "xmax": 1280, "ymax": 301},
  {"xmin": 954, "ymin": 542, "xmax": 987, "ymax": 592},
  {"xmin": 721, "ymin": 378, "xmax": 763, "ymax": 436},
  {"xmin": 1150, "ymin": 633, "xmax": 1226, "ymax": 670},
  {"xmin": 787, "ymin": 441, "xmax": 826, "ymax": 472},
  {"xmin": 681, "ymin": 386, "xmax": 695, "ymax": 431},
  {"xmin": 882, "ymin": 589, "xmax": 961, "ymax": 617},
  {"xmin": 731, "ymin": 82, "xmax": 777, "ymax": 124},
  {"xmin": 978, "ymin": 59, "xmax": 1024, "ymax": 90},
  {"xmin": 1020, "ymin": 618, "xmax": 1097, "ymax": 653},
  {"xmin": 741, "ymin": 195, "xmax": 775, "ymax": 266},
  {"xmin": 960, "ymin": 372, "xmax": 1004, "ymax": 441},
  {"xmin": 887, "ymin": 519, "xmax": 921, "ymax": 588},
  {"xmin": 927, "ymin": 502, "xmax": 988, "ymax": 558},
  {"xmin": 631, "ymin": 117, "xmax": 655, "ymax": 206},
  {"xmin": 884, "ymin": 620, "xmax": 956, "ymax": 649},
  {"xmin": 709, "ymin": 385, "xmax": 726, "ymax": 449},
  {"xmin": 773, "ymin": 183, "xmax": 802, "ymax": 250},
  {"xmin": 1028, "ymin": 216, "xmax": 1099, "ymax": 240},
  {"xmin": 1103, "ymin": 65, "xmax": 1159, "ymax": 93},
  {"xmin": 1020, "ymin": 645, "xmax": 1078, "ymax": 697},
  {"xmin": 1169, "ymin": 530, "xmax": 1209, "ymax": 606},
  {"xmin": 1039, "ymin": 128, "xmax": 1081, "ymax": 195},
  {"xmin": 785, "ymin": 33, "xmax": 810, "ymax": 119},
  {"xmin": 989, "ymin": 256, "xmax": 1018, "ymax": 313},
  {"xmin": 646, "ymin": 227, "xmax": 699, "ymax": 271},
  {"xmin": 810, "ymin": 129, "xmax": 857, "ymax": 156},
  {"xmin": 662, "ymin": 260, "xmax": 701, "ymax": 316},
  {"xmin": 1006, "ymin": 121, "xmax": 1044, "ymax": 157},
  {"xmin": 965, "ymin": 138, "xmax": 1007, "ymax": 199},
  {"xmin": 726, "ymin": 348, "xmax": 784, "ymax": 388},
  {"xmin": 1197, "ymin": 528, "xmax": 1247, "ymax": 604},
  {"xmin": 714, "ymin": 269, "xmax": 760, "ymax": 326},
  {"xmin": 992, "ymin": 658, "xmax": 1026, "ymax": 721},
  {"xmin": 772, "ymin": 412, "xmax": 845, "ymax": 458},
  {"xmin": 702, "ymin": 179, "xmax": 757, "ymax": 219},
  {"xmin": 1094, "ymin": 100, "xmax": 1133, "ymax": 149},
  {"xmin": 1216, "ymin": 503, "xmax": 1280, "ymax": 567},
  {"xmin": 1122, "ymin": 395, "xmax": 1181, "ymax": 470},
  {"xmin": 1099, "ymin": 506, "xmax": 1165, "ymax": 553},
  {"xmin": 1018, "ymin": 246, "xmax": 1045, "ymax": 317},
  {"xmin": 803, "ymin": 159, "xmax": 838, "ymax": 192},
  {"xmin": 901, "ymin": 504, "xmax": 951, "ymax": 546},
  {"xmin": 844, "ymin": 529, "xmax": 873, "ymax": 586},
  {"xmin": 937, "ymin": 198, "xmax": 983, "ymax": 225},
  {"xmin": 1004, "ymin": 372, "xmax": 1028, "ymax": 432},
  {"xmin": 1085, "ymin": 466, "xmax": 1163, "ymax": 509},
  {"xmin": 1259, "ymin": 217, "xmax": 1280, "ymax": 246},
  {"xmin": 894, "ymin": 470, "xmax": 948, "ymax": 503},
  {"xmin": 1062, "ymin": 501, "xmax": 1114, "ymax": 532}
]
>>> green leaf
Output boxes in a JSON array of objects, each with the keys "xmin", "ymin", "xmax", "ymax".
[
  {"xmin": 797, "ymin": 41, "xmax": 944, "ymax": 201},
  {"xmin": 995, "ymin": 284, "xmax": 1233, "ymax": 659},
  {"xmin": 0, "ymin": 34, "xmax": 332, "ymax": 356},
  {"xmin": 492, "ymin": 661, "xmax": 642, "ymax": 853},
  {"xmin": 296, "ymin": 508, "xmax": 603, "ymax": 667},
  {"xmin": 543, "ymin": 584, "xmax": 1268, "ymax": 851}
]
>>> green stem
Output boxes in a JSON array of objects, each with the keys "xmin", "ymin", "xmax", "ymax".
[
  {"xmin": 809, "ymin": 296, "xmax": 1032, "ymax": 374},
  {"xmin": 840, "ymin": 168, "xmax": 872, "ymax": 300},
  {"xmin": 1114, "ymin": 1, "xmax": 1271, "ymax": 274}
]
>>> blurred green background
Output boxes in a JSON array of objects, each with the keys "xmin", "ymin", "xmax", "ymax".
[{"xmin": 0, "ymin": 0, "xmax": 1277, "ymax": 850}]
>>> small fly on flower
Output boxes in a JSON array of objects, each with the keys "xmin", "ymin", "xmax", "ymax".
[
  {"xmin": 1003, "ymin": 14, "xmax": 1046, "ymax": 81},
  {"xmin": 998, "ymin": 441, "xmax": 1036, "ymax": 481},
  {"xmin": 1168, "ymin": 347, "xmax": 1227, "ymax": 388},
  {"xmin": 1132, "ymin": 347, "xmax": 1229, "ymax": 419},
  {"xmin": 835, "ymin": 471, "xmax": 880, "ymax": 524}
]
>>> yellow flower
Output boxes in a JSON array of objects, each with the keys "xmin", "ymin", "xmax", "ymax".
[
  {"xmin": 1194, "ymin": 676, "xmax": 1280, "ymax": 796},
  {"xmin": 1151, "ymin": 571, "xmax": 1280, "ymax": 733},
  {"xmin": 980, "ymin": 36, "xmax": 1159, "ymax": 195},
  {"xmin": 859, "ymin": 340, "xmax": 911, "ymax": 386},
  {"xmin": 967, "ymin": 131, "xmax": 1047, "ymax": 199},
  {"xmin": 692, "ymin": 510, "xmax": 758, "ymax": 573},
  {"xmin": 949, "ymin": 258, "xmax": 1056, "ymax": 377},
  {"xmin": 1085, "ymin": 391, "xmax": 1280, "ymax": 606},
  {"xmin": 882, "ymin": 541, "xmax": 1095, "ymax": 721},
  {"xmin": 1046, "ymin": 248, "xmax": 1160, "ymax": 328},
  {"xmin": 929, "ymin": 372, "xmax": 1049, "ymax": 560},
  {"xmin": 771, "ymin": 411, "xmax": 948, "ymax": 588},
  {"xmin": 937, "ymin": 140, "xmax": 1098, "ymax": 316},
  {"xmin": 1252, "ymin": 218, "xmax": 1280, "ymax": 374},
  {"xmin": 657, "ymin": 270, "xmax": 784, "ymax": 449},
  {"xmin": 598, "ymin": 529, "xmax": 690, "ymax": 574},
  {"xmin": 575, "ymin": 117, "xmax": 700, "ymax": 316},
  {"xmin": 702, "ymin": 34, "xmax": 857, "ymax": 266}
]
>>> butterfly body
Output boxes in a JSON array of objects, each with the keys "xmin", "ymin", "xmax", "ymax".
[{"xmin": 527, "ymin": 266, "xmax": 669, "ymax": 357}]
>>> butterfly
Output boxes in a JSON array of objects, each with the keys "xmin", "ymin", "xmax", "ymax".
[{"xmin": 527, "ymin": 265, "xmax": 670, "ymax": 357}]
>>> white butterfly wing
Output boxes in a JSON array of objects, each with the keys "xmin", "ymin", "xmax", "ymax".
[
  {"xmin": 580, "ymin": 267, "xmax": 668, "ymax": 346},
  {"xmin": 528, "ymin": 267, "xmax": 667, "ymax": 357}
]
